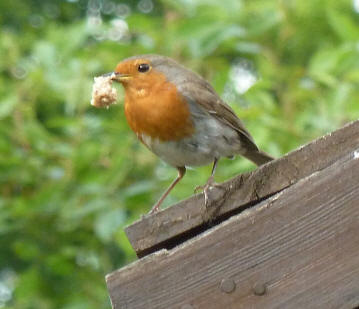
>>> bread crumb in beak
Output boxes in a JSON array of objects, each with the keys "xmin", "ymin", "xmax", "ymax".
[{"xmin": 90, "ymin": 74, "xmax": 118, "ymax": 108}]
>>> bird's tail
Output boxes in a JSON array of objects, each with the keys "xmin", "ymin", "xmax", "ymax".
[{"xmin": 243, "ymin": 150, "xmax": 274, "ymax": 166}]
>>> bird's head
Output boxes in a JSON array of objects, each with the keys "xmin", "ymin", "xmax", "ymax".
[
  {"xmin": 112, "ymin": 57, "xmax": 152, "ymax": 85},
  {"xmin": 106, "ymin": 55, "xmax": 168, "ymax": 99},
  {"xmin": 104, "ymin": 54, "xmax": 192, "ymax": 97}
]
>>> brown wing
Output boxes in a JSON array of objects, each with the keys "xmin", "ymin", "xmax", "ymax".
[{"xmin": 177, "ymin": 78, "xmax": 259, "ymax": 153}]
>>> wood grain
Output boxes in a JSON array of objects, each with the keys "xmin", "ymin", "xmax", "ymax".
[
  {"xmin": 107, "ymin": 149, "xmax": 359, "ymax": 309},
  {"xmin": 126, "ymin": 120, "xmax": 359, "ymax": 257}
]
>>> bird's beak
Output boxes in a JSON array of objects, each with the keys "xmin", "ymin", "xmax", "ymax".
[{"xmin": 102, "ymin": 72, "xmax": 131, "ymax": 83}]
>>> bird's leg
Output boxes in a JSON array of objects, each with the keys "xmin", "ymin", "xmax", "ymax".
[
  {"xmin": 149, "ymin": 166, "xmax": 186, "ymax": 214},
  {"xmin": 194, "ymin": 158, "xmax": 219, "ymax": 193},
  {"xmin": 194, "ymin": 158, "xmax": 225, "ymax": 207}
]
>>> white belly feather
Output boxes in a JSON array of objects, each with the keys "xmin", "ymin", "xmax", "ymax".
[{"xmin": 140, "ymin": 117, "xmax": 242, "ymax": 167}]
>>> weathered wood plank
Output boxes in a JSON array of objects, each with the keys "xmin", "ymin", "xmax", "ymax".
[
  {"xmin": 126, "ymin": 120, "xmax": 359, "ymax": 257},
  {"xmin": 107, "ymin": 149, "xmax": 359, "ymax": 309}
]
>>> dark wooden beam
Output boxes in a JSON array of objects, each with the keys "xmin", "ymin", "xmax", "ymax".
[
  {"xmin": 107, "ymin": 148, "xmax": 359, "ymax": 309},
  {"xmin": 125, "ymin": 120, "xmax": 359, "ymax": 257}
]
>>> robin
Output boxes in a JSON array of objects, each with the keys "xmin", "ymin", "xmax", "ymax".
[{"xmin": 106, "ymin": 54, "xmax": 273, "ymax": 213}]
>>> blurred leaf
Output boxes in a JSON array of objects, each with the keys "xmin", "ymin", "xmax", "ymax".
[
  {"xmin": 94, "ymin": 209, "xmax": 126, "ymax": 242},
  {"xmin": 327, "ymin": 6, "xmax": 359, "ymax": 41},
  {"xmin": 0, "ymin": 96, "xmax": 17, "ymax": 118}
]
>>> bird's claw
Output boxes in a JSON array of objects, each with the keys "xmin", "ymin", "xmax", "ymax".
[{"xmin": 195, "ymin": 176, "xmax": 225, "ymax": 208}]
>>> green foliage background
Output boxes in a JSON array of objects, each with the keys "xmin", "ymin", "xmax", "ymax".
[{"xmin": 1, "ymin": 0, "xmax": 359, "ymax": 307}]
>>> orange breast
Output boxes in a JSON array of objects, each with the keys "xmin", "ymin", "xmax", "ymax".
[{"xmin": 124, "ymin": 72, "xmax": 194, "ymax": 141}]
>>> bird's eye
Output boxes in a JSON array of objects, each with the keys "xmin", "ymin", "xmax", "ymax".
[{"xmin": 138, "ymin": 63, "xmax": 150, "ymax": 73}]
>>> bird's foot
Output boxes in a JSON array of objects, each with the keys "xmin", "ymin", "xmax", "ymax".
[
  {"xmin": 194, "ymin": 176, "xmax": 226, "ymax": 208},
  {"xmin": 148, "ymin": 202, "xmax": 161, "ymax": 215}
]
